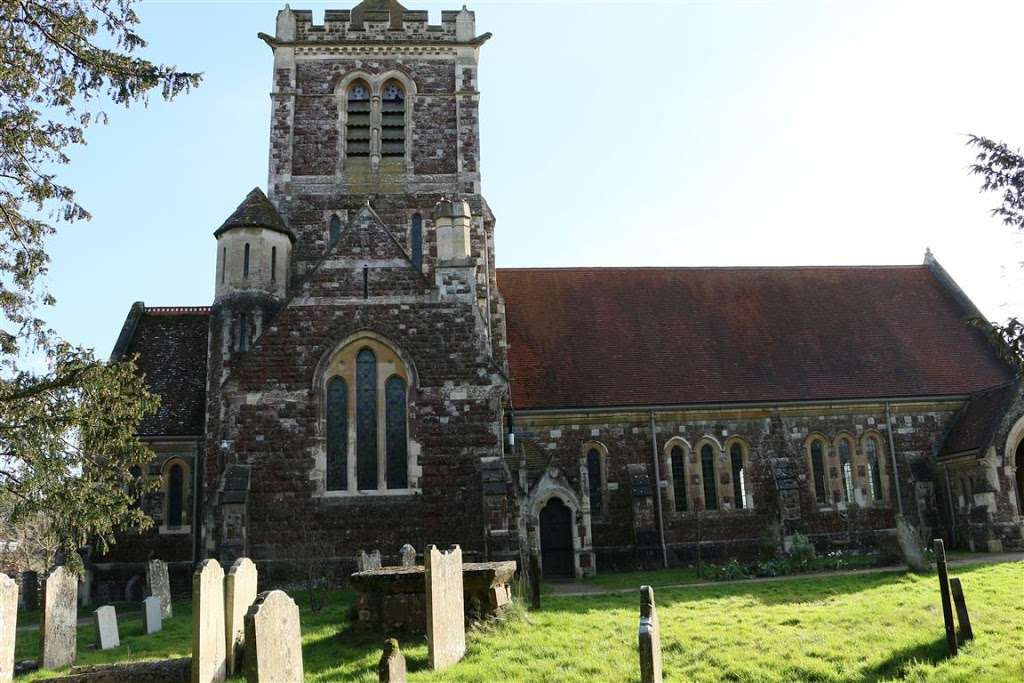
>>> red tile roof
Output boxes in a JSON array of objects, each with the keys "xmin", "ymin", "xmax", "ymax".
[
  {"xmin": 939, "ymin": 382, "xmax": 1018, "ymax": 457},
  {"xmin": 497, "ymin": 266, "xmax": 1013, "ymax": 411}
]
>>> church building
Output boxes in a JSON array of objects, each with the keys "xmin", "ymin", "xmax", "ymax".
[{"xmin": 94, "ymin": 0, "xmax": 1024, "ymax": 597}]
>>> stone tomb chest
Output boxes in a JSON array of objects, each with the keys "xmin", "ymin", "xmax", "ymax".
[{"xmin": 350, "ymin": 561, "xmax": 516, "ymax": 632}]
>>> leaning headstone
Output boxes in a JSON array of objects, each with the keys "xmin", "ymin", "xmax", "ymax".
[
  {"xmin": 38, "ymin": 566, "xmax": 77, "ymax": 670},
  {"xmin": 400, "ymin": 545, "xmax": 416, "ymax": 568},
  {"xmin": 1, "ymin": 574, "xmax": 18, "ymax": 682},
  {"xmin": 93, "ymin": 605, "xmax": 120, "ymax": 651},
  {"xmin": 142, "ymin": 596, "xmax": 163, "ymax": 635},
  {"xmin": 191, "ymin": 559, "xmax": 227, "ymax": 683},
  {"xmin": 357, "ymin": 550, "xmax": 382, "ymax": 572},
  {"xmin": 424, "ymin": 545, "xmax": 465, "ymax": 670},
  {"xmin": 378, "ymin": 638, "xmax": 407, "ymax": 683},
  {"xmin": 243, "ymin": 590, "xmax": 303, "ymax": 683},
  {"xmin": 225, "ymin": 558, "xmax": 258, "ymax": 675},
  {"xmin": 933, "ymin": 539, "xmax": 957, "ymax": 656},
  {"xmin": 638, "ymin": 585, "xmax": 663, "ymax": 683},
  {"xmin": 949, "ymin": 577, "xmax": 974, "ymax": 643},
  {"xmin": 896, "ymin": 515, "xmax": 930, "ymax": 572},
  {"xmin": 147, "ymin": 559, "xmax": 173, "ymax": 619},
  {"xmin": 21, "ymin": 571, "xmax": 38, "ymax": 611}
]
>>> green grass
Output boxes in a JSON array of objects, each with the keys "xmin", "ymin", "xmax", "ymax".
[{"xmin": 14, "ymin": 562, "xmax": 1024, "ymax": 682}]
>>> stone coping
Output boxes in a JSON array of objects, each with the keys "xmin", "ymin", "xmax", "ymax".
[{"xmin": 350, "ymin": 561, "xmax": 516, "ymax": 594}]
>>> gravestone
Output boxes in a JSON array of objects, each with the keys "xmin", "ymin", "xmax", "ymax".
[
  {"xmin": 933, "ymin": 539, "xmax": 957, "ymax": 656},
  {"xmin": 243, "ymin": 590, "xmax": 303, "ymax": 683},
  {"xmin": 38, "ymin": 565, "xmax": 77, "ymax": 670},
  {"xmin": 1, "ymin": 573, "xmax": 17, "ymax": 682},
  {"xmin": 191, "ymin": 559, "xmax": 227, "ymax": 683},
  {"xmin": 21, "ymin": 571, "xmax": 38, "ymax": 611},
  {"xmin": 528, "ymin": 550, "xmax": 541, "ymax": 609},
  {"xmin": 424, "ymin": 545, "xmax": 465, "ymax": 670},
  {"xmin": 142, "ymin": 596, "xmax": 163, "ymax": 635},
  {"xmin": 225, "ymin": 558, "xmax": 258, "ymax": 675},
  {"xmin": 949, "ymin": 577, "xmax": 974, "ymax": 642},
  {"xmin": 400, "ymin": 545, "xmax": 416, "ymax": 568},
  {"xmin": 638, "ymin": 586, "xmax": 662, "ymax": 683},
  {"xmin": 147, "ymin": 559, "xmax": 173, "ymax": 619},
  {"xmin": 896, "ymin": 516, "xmax": 929, "ymax": 572},
  {"xmin": 357, "ymin": 550, "xmax": 382, "ymax": 572},
  {"xmin": 93, "ymin": 605, "xmax": 120, "ymax": 650},
  {"xmin": 378, "ymin": 638, "xmax": 407, "ymax": 683}
]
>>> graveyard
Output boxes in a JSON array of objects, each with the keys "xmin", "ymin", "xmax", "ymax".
[{"xmin": 4, "ymin": 556, "xmax": 1021, "ymax": 682}]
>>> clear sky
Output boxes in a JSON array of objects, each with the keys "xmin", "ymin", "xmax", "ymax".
[{"xmin": 42, "ymin": 0, "xmax": 1024, "ymax": 357}]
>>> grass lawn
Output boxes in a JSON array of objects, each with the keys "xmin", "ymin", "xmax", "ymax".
[{"xmin": 13, "ymin": 561, "xmax": 1023, "ymax": 682}]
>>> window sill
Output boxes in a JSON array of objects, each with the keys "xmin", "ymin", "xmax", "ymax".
[
  {"xmin": 317, "ymin": 489, "xmax": 420, "ymax": 499},
  {"xmin": 158, "ymin": 525, "xmax": 191, "ymax": 535}
]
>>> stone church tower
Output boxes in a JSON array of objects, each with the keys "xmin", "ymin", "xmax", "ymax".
[{"xmin": 202, "ymin": 0, "xmax": 513, "ymax": 568}]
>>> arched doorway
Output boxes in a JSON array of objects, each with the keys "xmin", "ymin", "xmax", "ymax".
[
  {"xmin": 539, "ymin": 497, "xmax": 574, "ymax": 578},
  {"xmin": 1016, "ymin": 440, "xmax": 1024, "ymax": 517}
]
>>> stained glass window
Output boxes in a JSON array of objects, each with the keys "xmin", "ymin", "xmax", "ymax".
[
  {"xmin": 671, "ymin": 445, "xmax": 687, "ymax": 512},
  {"xmin": 586, "ymin": 449, "xmax": 602, "ymax": 514},
  {"xmin": 730, "ymin": 443, "xmax": 746, "ymax": 510},
  {"xmin": 839, "ymin": 439, "xmax": 854, "ymax": 503},
  {"xmin": 701, "ymin": 444, "xmax": 718, "ymax": 510},
  {"xmin": 326, "ymin": 377, "xmax": 348, "ymax": 491},
  {"xmin": 811, "ymin": 440, "xmax": 827, "ymax": 505},
  {"xmin": 866, "ymin": 437, "xmax": 882, "ymax": 501},
  {"xmin": 168, "ymin": 464, "xmax": 184, "ymax": 528},
  {"xmin": 411, "ymin": 213, "xmax": 423, "ymax": 270},
  {"xmin": 385, "ymin": 376, "xmax": 408, "ymax": 489},
  {"xmin": 356, "ymin": 348, "xmax": 378, "ymax": 490}
]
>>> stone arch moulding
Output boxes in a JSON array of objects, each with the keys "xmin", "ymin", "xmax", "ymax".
[
  {"xmin": 312, "ymin": 329, "xmax": 421, "ymax": 394},
  {"xmin": 580, "ymin": 440, "xmax": 609, "ymax": 518},
  {"xmin": 526, "ymin": 461, "xmax": 593, "ymax": 578}
]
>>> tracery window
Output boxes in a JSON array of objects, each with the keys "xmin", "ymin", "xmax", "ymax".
[
  {"xmin": 346, "ymin": 80, "xmax": 371, "ymax": 157},
  {"xmin": 586, "ymin": 448, "xmax": 603, "ymax": 514},
  {"xmin": 730, "ymin": 441, "xmax": 748, "ymax": 510},
  {"xmin": 809, "ymin": 438, "xmax": 828, "ymax": 505},
  {"xmin": 838, "ymin": 437, "xmax": 854, "ymax": 504},
  {"xmin": 670, "ymin": 444, "xmax": 688, "ymax": 512},
  {"xmin": 701, "ymin": 443, "xmax": 718, "ymax": 510},
  {"xmin": 410, "ymin": 213, "xmax": 423, "ymax": 270},
  {"xmin": 323, "ymin": 337, "xmax": 416, "ymax": 494},
  {"xmin": 380, "ymin": 80, "xmax": 406, "ymax": 158},
  {"xmin": 864, "ymin": 435, "xmax": 884, "ymax": 502}
]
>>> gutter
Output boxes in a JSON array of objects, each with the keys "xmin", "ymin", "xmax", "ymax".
[{"xmin": 649, "ymin": 412, "xmax": 669, "ymax": 569}]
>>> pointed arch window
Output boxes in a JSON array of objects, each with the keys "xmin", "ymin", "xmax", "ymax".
[
  {"xmin": 168, "ymin": 464, "xmax": 184, "ymax": 528},
  {"xmin": 838, "ymin": 438, "xmax": 854, "ymax": 503},
  {"xmin": 243, "ymin": 243, "xmax": 251, "ymax": 278},
  {"xmin": 586, "ymin": 448, "xmax": 603, "ymax": 514},
  {"xmin": 701, "ymin": 443, "xmax": 718, "ymax": 510},
  {"xmin": 810, "ymin": 439, "xmax": 828, "ymax": 505},
  {"xmin": 271, "ymin": 246, "xmax": 277, "ymax": 282},
  {"xmin": 380, "ymin": 80, "xmax": 406, "ymax": 158},
  {"xmin": 355, "ymin": 348, "xmax": 378, "ymax": 490},
  {"xmin": 385, "ymin": 376, "xmax": 408, "ymax": 489},
  {"xmin": 865, "ymin": 435, "xmax": 884, "ymax": 502},
  {"xmin": 329, "ymin": 214, "xmax": 342, "ymax": 243},
  {"xmin": 410, "ymin": 213, "xmax": 423, "ymax": 270},
  {"xmin": 326, "ymin": 377, "xmax": 348, "ymax": 491},
  {"xmin": 730, "ymin": 442, "xmax": 748, "ymax": 510},
  {"xmin": 346, "ymin": 81, "xmax": 371, "ymax": 157},
  {"xmin": 670, "ymin": 445, "xmax": 688, "ymax": 512}
]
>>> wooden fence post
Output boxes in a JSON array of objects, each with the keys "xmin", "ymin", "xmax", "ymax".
[{"xmin": 933, "ymin": 539, "xmax": 957, "ymax": 656}]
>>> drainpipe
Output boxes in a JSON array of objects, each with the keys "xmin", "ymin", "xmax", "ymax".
[
  {"xmin": 649, "ymin": 412, "xmax": 669, "ymax": 569},
  {"xmin": 884, "ymin": 402, "xmax": 905, "ymax": 516}
]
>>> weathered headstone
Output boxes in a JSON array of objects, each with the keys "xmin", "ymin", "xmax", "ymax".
[
  {"xmin": 638, "ymin": 585, "xmax": 663, "ymax": 683},
  {"xmin": 191, "ymin": 559, "xmax": 227, "ymax": 683},
  {"xmin": 142, "ymin": 596, "xmax": 163, "ymax": 635},
  {"xmin": 147, "ymin": 559, "xmax": 173, "ymax": 619},
  {"xmin": 933, "ymin": 539, "xmax": 957, "ymax": 656},
  {"xmin": 357, "ymin": 550, "xmax": 382, "ymax": 572},
  {"xmin": 1, "ymin": 573, "xmax": 17, "ymax": 682},
  {"xmin": 378, "ymin": 638, "xmax": 407, "ymax": 683},
  {"xmin": 38, "ymin": 565, "xmax": 77, "ymax": 670},
  {"xmin": 243, "ymin": 590, "xmax": 303, "ymax": 683},
  {"xmin": 896, "ymin": 515, "xmax": 929, "ymax": 572},
  {"xmin": 949, "ymin": 577, "xmax": 974, "ymax": 643},
  {"xmin": 225, "ymin": 557, "xmax": 258, "ymax": 675},
  {"xmin": 21, "ymin": 571, "xmax": 38, "ymax": 611},
  {"xmin": 93, "ymin": 605, "xmax": 120, "ymax": 650},
  {"xmin": 400, "ymin": 545, "xmax": 416, "ymax": 568},
  {"xmin": 424, "ymin": 544, "xmax": 465, "ymax": 670}
]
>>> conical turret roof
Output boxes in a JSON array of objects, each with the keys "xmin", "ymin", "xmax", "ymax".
[{"xmin": 214, "ymin": 187, "xmax": 294, "ymax": 241}]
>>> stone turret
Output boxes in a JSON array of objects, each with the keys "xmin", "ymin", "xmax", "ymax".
[
  {"xmin": 433, "ymin": 197, "xmax": 476, "ymax": 300},
  {"xmin": 214, "ymin": 187, "xmax": 293, "ymax": 303}
]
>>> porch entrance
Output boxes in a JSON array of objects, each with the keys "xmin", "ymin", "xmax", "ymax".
[{"xmin": 540, "ymin": 497, "xmax": 574, "ymax": 578}]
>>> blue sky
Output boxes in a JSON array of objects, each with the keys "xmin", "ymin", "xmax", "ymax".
[{"xmin": 43, "ymin": 0, "xmax": 1024, "ymax": 356}]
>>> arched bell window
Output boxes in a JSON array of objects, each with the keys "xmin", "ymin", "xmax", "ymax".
[
  {"xmin": 323, "ymin": 336, "xmax": 417, "ymax": 494},
  {"xmin": 380, "ymin": 80, "xmax": 406, "ymax": 158},
  {"xmin": 346, "ymin": 80, "xmax": 371, "ymax": 157},
  {"xmin": 700, "ymin": 443, "xmax": 718, "ymax": 510}
]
